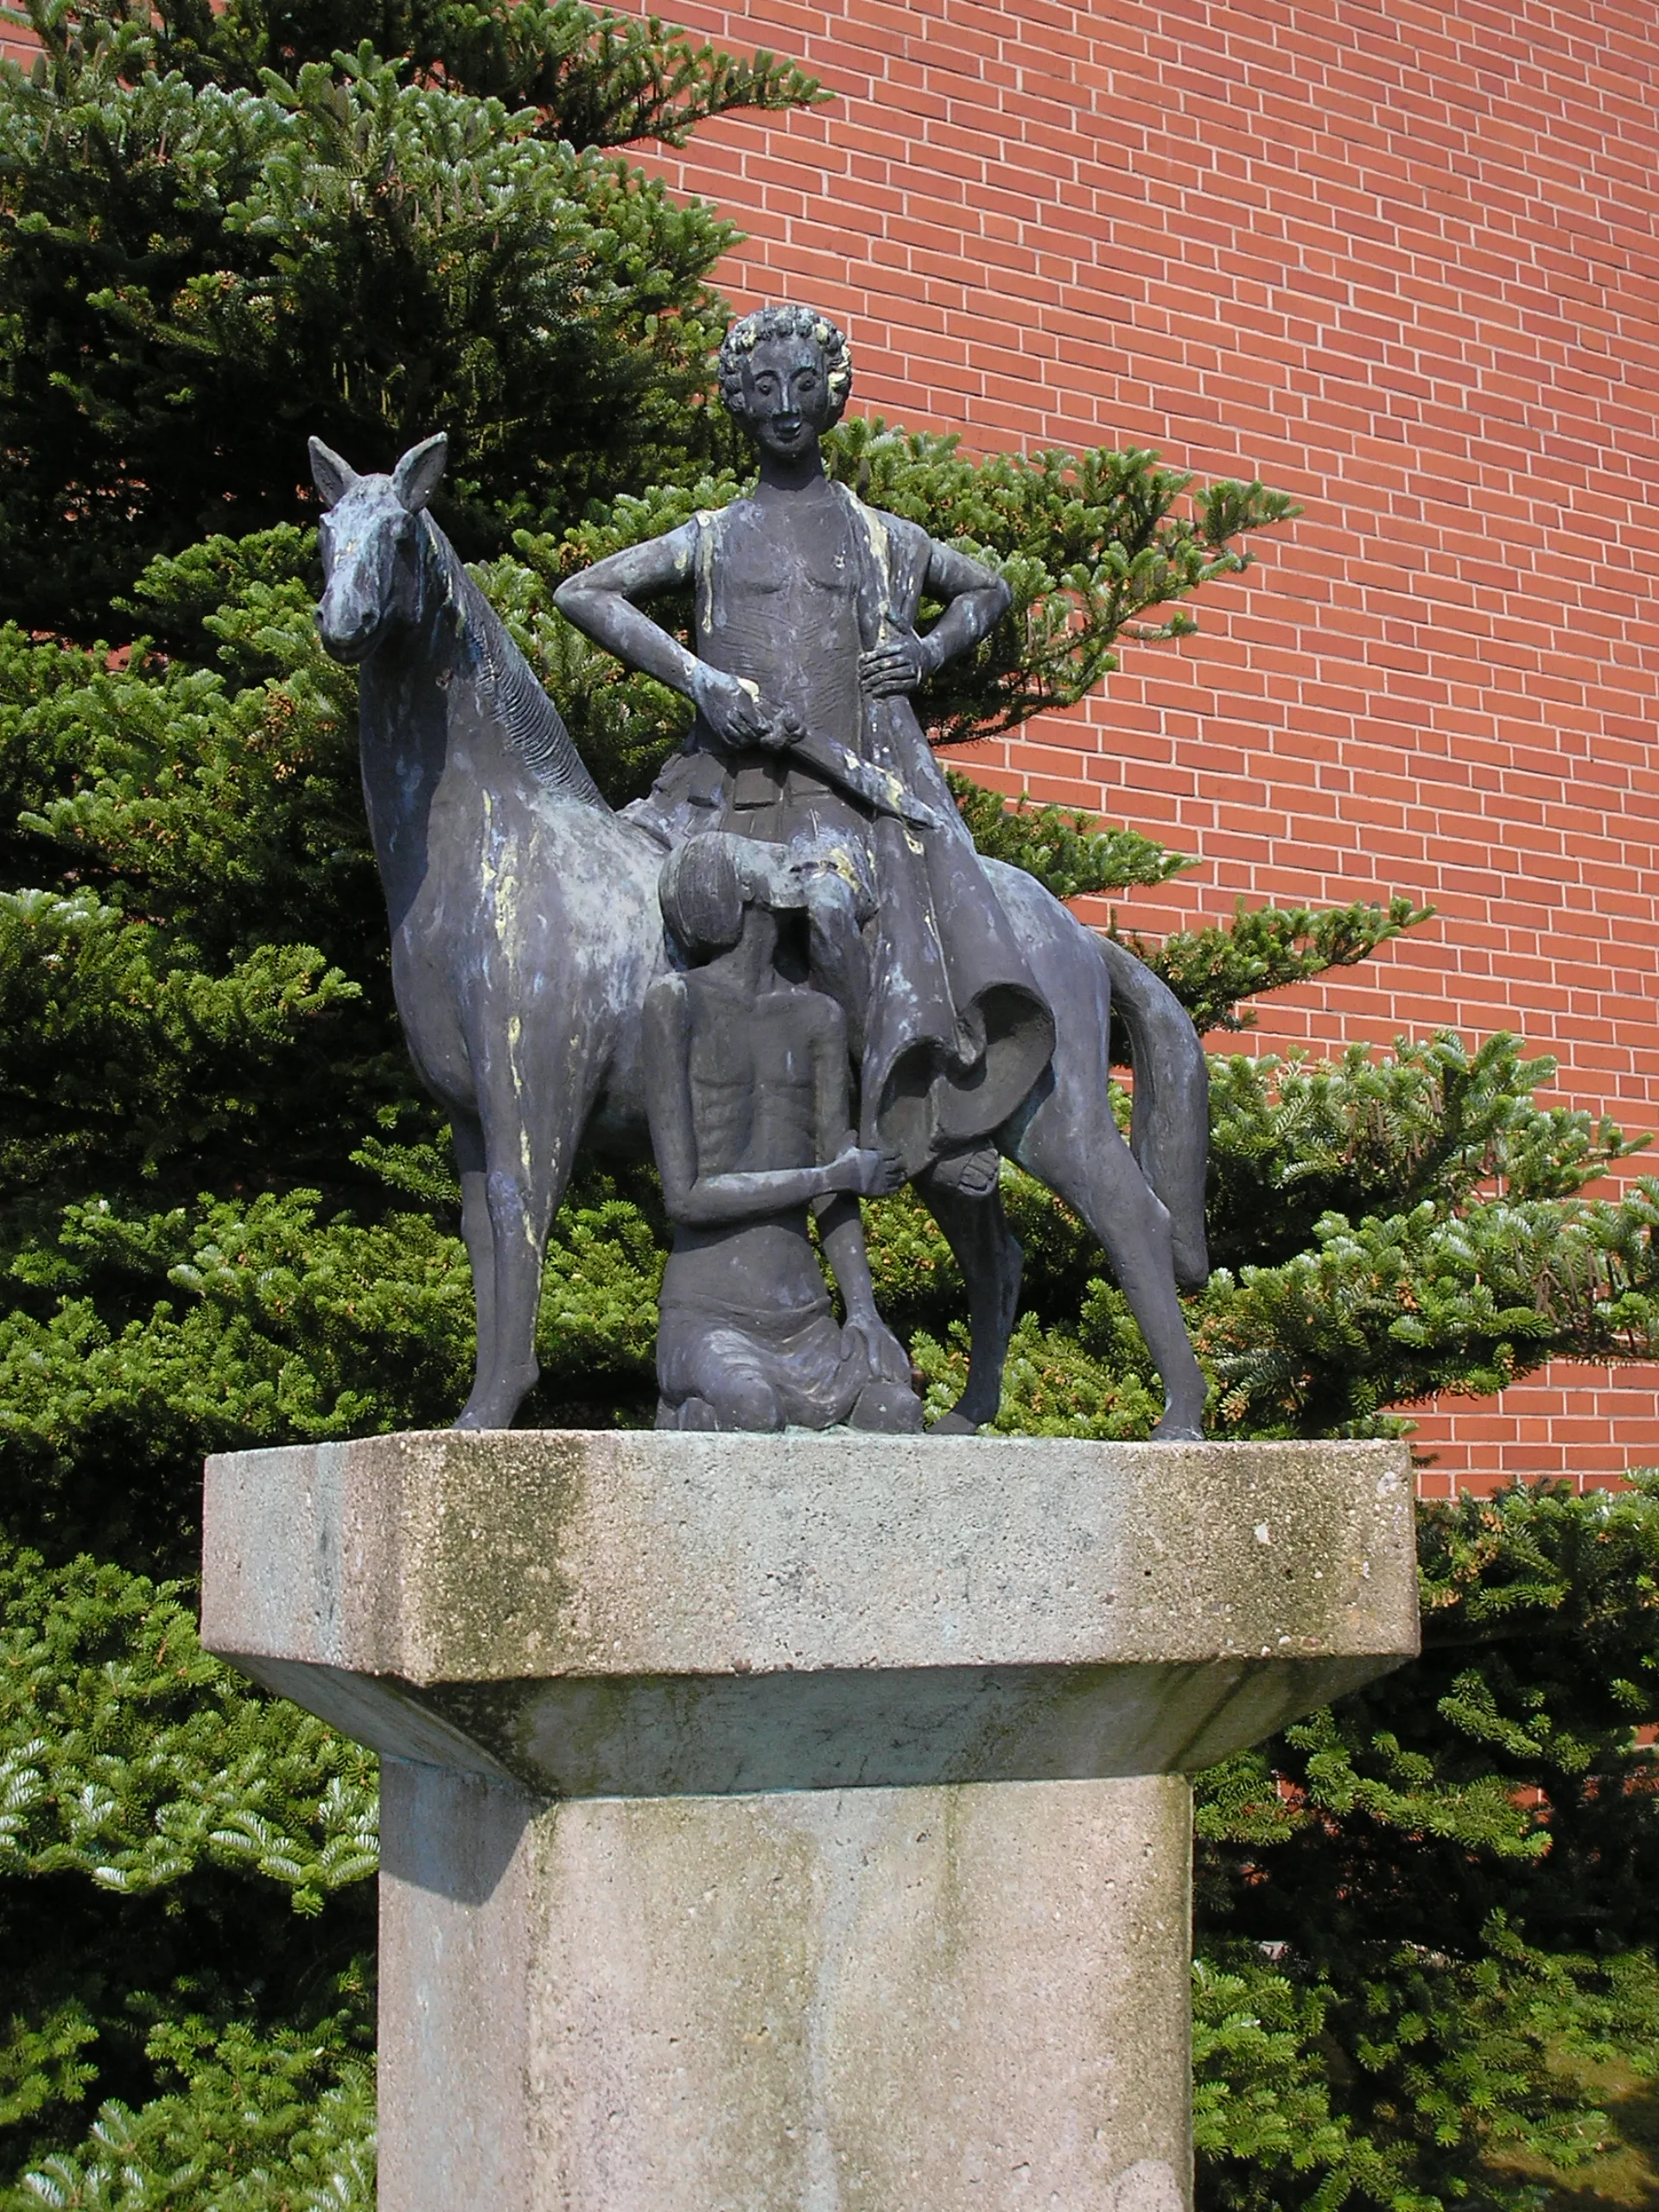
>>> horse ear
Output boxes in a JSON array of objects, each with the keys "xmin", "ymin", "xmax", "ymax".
[
  {"xmin": 308, "ymin": 436, "xmax": 358, "ymax": 510},
  {"xmin": 392, "ymin": 433, "xmax": 448, "ymax": 515}
]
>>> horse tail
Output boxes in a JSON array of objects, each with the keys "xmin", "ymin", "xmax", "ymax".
[{"xmin": 1096, "ymin": 935, "xmax": 1211, "ymax": 1289}]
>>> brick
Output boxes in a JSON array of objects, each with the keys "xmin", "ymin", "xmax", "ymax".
[{"xmin": 530, "ymin": 0, "xmax": 1659, "ymax": 1493}]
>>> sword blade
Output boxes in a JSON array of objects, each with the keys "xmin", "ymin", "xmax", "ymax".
[{"xmin": 781, "ymin": 728, "xmax": 945, "ymax": 833}]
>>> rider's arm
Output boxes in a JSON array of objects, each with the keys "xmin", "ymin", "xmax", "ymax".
[
  {"xmin": 556, "ymin": 528, "xmax": 772, "ymax": 748},
  {"xmin": 918, "ymin": 538, "xmax": 1014, "ymax": 669},
  {"xmin": 859, "ymin": 538, "xmax": 1012, "ymax": 699},
  {"xmin": 552, "ymin": 527, "xmax": 704, "ymax": 700},
  {"xmin": 643, "ymin": 980, "xmax": 868, "ymax": 1228}
]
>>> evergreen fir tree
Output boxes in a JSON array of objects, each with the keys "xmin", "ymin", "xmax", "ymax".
[
  {"xmin": 0, "ymin": 0, "xmax": 819, "ymax": 631},
  {"xmin": 2, "ymin": 0, "xmax": 1657, "ymax": 2202}
]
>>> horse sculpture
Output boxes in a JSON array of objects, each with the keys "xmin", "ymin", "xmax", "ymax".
[{"xmin": 311, "ymin": 433, "xmax": 1211, "ymax": 1435}]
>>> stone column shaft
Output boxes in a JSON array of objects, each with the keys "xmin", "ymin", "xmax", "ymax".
[{"xmin": 379, "ymin": 1764, "xmax": 1192, "ymax": 2212}]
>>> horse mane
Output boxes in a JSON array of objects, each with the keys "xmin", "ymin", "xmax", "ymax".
[{"xmin": 424, "ymin": 515, "xmax": 609, "ymax": 811}]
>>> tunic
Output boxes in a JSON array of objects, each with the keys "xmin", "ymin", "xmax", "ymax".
[{"xmin": 626, "ymin": 480, "xmax": 1055, "ymax": 1176}]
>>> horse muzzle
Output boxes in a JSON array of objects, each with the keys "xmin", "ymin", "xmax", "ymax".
[{"xmin": 315, "ymin": 597, "xmax": 381, "ymax": 664}]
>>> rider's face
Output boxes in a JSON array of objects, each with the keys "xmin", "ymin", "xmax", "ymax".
[{"xmin": 736, "ymin": 337, "xmax": 835, "ymax": 462}]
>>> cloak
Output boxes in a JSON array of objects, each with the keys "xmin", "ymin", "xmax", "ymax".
[{"xmin": 626, "ymin": 483, "xmax": 1055, "ymax": 1176}]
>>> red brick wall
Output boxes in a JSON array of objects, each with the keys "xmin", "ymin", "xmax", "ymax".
[{"xmin": 615, "ymin": 0, "xmax": 1659, "ymax": 1491}]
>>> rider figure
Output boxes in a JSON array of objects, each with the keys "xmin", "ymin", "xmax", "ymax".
[{"xmin": 555, "ymin": 303, "xmax": 1055, "ymax": 1194}]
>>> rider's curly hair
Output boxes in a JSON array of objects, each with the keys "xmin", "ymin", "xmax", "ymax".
[{"xmin": 717, "ymin": 304, "xmax": 853, "ymax": 423}]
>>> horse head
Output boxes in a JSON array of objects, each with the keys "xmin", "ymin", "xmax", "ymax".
[{"xmin": 310, "ymin": 433, "xmax": 449, "ymax": 664}]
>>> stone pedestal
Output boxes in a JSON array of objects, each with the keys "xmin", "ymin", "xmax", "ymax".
[{"xmin": 201, "ymin": 1433, "xmax": 1419, "ymax": 2212}]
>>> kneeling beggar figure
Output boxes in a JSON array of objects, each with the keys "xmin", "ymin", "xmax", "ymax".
[
  {"xmin": 646, "ymin": 835, "xmax": 920, "ymax": 1435},
  {"xmin": 308, "ymin": 302, "xmax": 1211, "ymax": 1437}
]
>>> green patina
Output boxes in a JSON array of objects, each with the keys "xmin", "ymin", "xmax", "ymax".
[{"xmin": 397, "ymin": 1430, "xmax": 597, "ymax": 1678}]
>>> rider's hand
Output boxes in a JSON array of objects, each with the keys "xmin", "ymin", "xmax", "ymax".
[
  {"xmin": 692, "ymin": 664, "xmax": 772, "ymax": 747},
  {"xmin": 859, "ymin": 627, "xmax": 936, "ymax": 700},
  {"xmin": 757, "ymin": 705, "xmax": 806, "ymax": 754}
]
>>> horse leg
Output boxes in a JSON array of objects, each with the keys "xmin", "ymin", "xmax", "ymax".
[
  {"xmin": 915, "ymin": 1159, "xmax": 1024, "ymax": 1433},
  {"xmin": 454, "ymin": 1064, "xmax": 589, "ymax": 1433},
  {"xmin": 451, "ymin": 1108, "xmax": 498, "ymax": 1406},
  {"xmin": 1007, "ymin": 1087, "xmax": 1206, "ymax": 1441},
  {"xmin": 980, "ymin": 857, "xmax": 1207, "ymax": 1440}
]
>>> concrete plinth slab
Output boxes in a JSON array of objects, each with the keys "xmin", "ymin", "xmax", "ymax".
[{"xmin": 202, "ymin": 1433, "xmax": 1417, "ymax": 1796}]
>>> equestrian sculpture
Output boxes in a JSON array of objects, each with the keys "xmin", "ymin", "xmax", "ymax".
[{"xmin": 310, "ymin": 327, "xmax": 1211, "ymax": 1434}]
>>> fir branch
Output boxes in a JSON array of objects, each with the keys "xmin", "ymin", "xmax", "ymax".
[
  {"xmin": 822, "ymin": 418, "xmax": 1300, "ymax": 742},
  {"xmin": 945, "ymin": 772, "xmax": 1192, "ymax": 899},
  {"xmin": 1199, "ymin": 1185, "xmax": 1659, "ymax": 1433},
  {"xmin": 1208, "ymin": 1033, "xmax": 1644, "ymax": 1272},
  {"xmin": 5, "ymin": 0, "xmax": 823, "ymax": 149},
  {"xmin": 1122, "ymin": 893, "xmax": 1432, "ymax": 1036}
]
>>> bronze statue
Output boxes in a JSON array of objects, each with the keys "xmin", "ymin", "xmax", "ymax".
[
  {"xmin": 555, "ymin": 304, "xmax": 1052, "ymax": 1196},
  {"xmin": 310, "ymin": 304, "xmax": 1211, "ymax": 1437}
]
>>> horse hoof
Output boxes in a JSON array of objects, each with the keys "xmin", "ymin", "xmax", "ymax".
[
  {"xmin": 452, "ymin": 1402, "xmax": 518, "ymax": 1432},
  {"xmin": 927, "ymin": 1408, "xmax": 982, "ymax": 1436}
]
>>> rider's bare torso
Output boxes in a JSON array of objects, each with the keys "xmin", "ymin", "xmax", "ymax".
[{"xmin": 695, "ymin": 484, "xmax": 865, "ymax": 760}]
